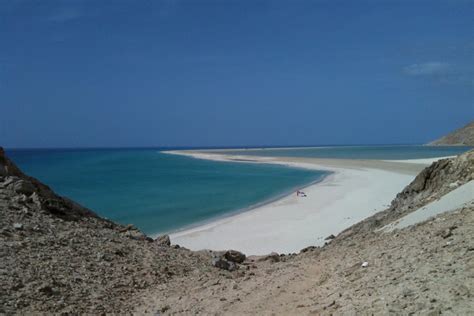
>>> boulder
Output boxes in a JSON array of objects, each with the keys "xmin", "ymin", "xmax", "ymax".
[
  {"xmin": 224, "ymin": 250, "xmax": 246, "ymax": 263},
  {"xmin": 155, "ymin": 235, "xmax": 171, "ymax": 247},
  {"xmin": 211, "ymin": 257, "xmax": 238, "ymax": 271}
]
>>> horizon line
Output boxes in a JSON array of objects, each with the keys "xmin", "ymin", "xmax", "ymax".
[{"xmin": 2, "ymin": 143, "xmax": 442, "ymax": 151}]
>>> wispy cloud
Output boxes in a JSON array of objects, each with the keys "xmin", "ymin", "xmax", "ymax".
[
  {"xmin": 403, "ymin": 61, "xmax": 474, "ymax": 86},
  {"xmin": 403, "ymin": 62, "xmax": 452, "ymax": 76}
]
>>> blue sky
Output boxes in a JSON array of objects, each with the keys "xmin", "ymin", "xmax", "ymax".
[{"xmin": 1, "ymin": 0, "xmax": 473, "ymax": 148}]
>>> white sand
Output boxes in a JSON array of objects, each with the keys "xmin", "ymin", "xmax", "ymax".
[
  {"xmin": 380, "ymin": 180, "xmax": 474, "ymax": 232},
  {"xmin": 163, "ymin": 151, "xmax": 449, "ymax": 255},
  {"xmin": 383, "ymin": 156, "xmax": 455, "ymax": 164}
]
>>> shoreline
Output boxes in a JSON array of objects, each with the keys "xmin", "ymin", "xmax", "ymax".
[
  {"xmin": 156, "ymin": 171, "xmax": 331, "ymax": 237},
  {"xmin": 163, "ymin": 150, "xmax": 446, "ymax": 255}
]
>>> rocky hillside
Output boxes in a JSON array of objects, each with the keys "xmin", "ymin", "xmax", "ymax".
[
  {"xmin": 428, "ymin": 120, "xmax": 474, "ymax": 146},
  {"xmin": 0, "ymin": 147, "xmax": 218, "ymax": 314},
  {"xmin": 136, "ymin": 150, "xmax": 473, "ymax": 314},
  {"xmin": 1, "ymin": 147, "xmax": 473, "ymax": 314},
  {"xmin": 137, "ymin": 204, "xmax": 473, "ymax": 315},
  {"xmin": 338, "ymin": 149, "xmax": 474, "ymax": 238}
]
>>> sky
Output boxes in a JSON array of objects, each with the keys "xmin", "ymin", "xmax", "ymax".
[{"xmin": 1, "ymin": 0, "xmax": 473, "ymax": 148}]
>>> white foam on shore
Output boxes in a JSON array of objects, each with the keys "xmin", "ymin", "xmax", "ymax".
[{"xmin": 164, "ymin": 151, "xmax": 423, "ymax": 255}]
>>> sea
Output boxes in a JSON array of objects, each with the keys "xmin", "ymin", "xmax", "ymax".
[{"xmin": 6, "ymin": 145, "xmax": 471, "ymax": 235}]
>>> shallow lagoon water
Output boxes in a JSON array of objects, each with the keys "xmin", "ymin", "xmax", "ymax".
[{"xmin": 7, "ymin": 148, "xmax": 325, "ymax": 234}]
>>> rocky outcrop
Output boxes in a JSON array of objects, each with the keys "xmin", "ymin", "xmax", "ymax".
[
  {"xmin": 0, "ymin": 148, "xmax": 100, "ymax": 222},
  {"xmin": 428, "ymin": 120, "xmax": 474, "ymax": 146},
  {"xmin": 211, "ymin": 257, "xmax": 239, "ymax": 271},
  {"xmin": 209, "ymin": 250, "xmax": 247, "ymax": 271},
  {"xmin": 155, "ymin": 234, "xmax": 171, "ymax": 247},
  {"xmin": 338, "ymin": 150, "xmax": 474, "ymax": 238},
  {"xmin": 224, "ymin": 250, "xmax": 246, "ymax": 264}
]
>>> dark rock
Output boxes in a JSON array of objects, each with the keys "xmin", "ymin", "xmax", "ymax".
[
  {"xmin": 37, "ymin": 284, "xmax": 57, "ymax": 296},
  {"xmin": 12, "ymin": 180, "xmax": 35, "ymax": 196},
  {"xmin": 155, "ymin": 235, "xmax": 171, "ymax": 247},
  {"xmin": 114, "ymin": 249, "xmax": 125, "ymax": 257},
  {"xmin": 325, "ymin": 234, "xmax": 336, "ymax": 240},
  {"xmin": 224, "ymin": 250, "xmax": 246, "ymax": 263},
  {"xmin": 211, "ymin": 258, "xmax": 238, "ymax": 271},
  {"xmin": 42, "ymin": 199, "xmax": 69, "ymax": 218},
  {"xmin": 212, "ymin": 257, "xmax": 229, "ymax": 270},
  {"xmin": 300, "ymin": 246, "xmax": 317, "ymax": 253},
  {"xmin": 326, "ymin": 300, "xmax": 336, "ymax": 308},
  {"xmin": 160, "ymin": 305, "xmax": 171, "ymax": 313},
  {"xmin": 228, "ymin": 262, "xmax": 238, "ymax": 271}
]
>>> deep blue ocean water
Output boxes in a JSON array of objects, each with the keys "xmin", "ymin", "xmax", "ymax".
[
  {"xmin": 6, "ymin": 148, "xmax": 326, "ymax": 235},
  {"xmin": 217, "ymin": 145, "xmax": 472, "ymax": 160}
]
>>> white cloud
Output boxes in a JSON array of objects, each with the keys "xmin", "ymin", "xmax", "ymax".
[
  {"xmin": 403, "ymin": 62, "xmax": 452, "ymax": 76},
  {"xmin": 403, "ymin": 61, "xmax": 474, "ymax": 86}
]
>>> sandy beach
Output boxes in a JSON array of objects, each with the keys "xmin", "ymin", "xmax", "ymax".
[{"xmin": 165, "ymin": 151, "xmax": 448, "ymax": 255}]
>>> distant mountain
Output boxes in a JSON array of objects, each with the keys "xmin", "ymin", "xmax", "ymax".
[{"xmin": 428, "ymin": 120, "xmax": 474, "ymax": 146}]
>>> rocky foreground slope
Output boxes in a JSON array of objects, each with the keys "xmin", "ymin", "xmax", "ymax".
[
  {"xmin": 0, "ymin": 148, "xmax": 220, "ymax": 314},
  {"xmin": 1, "ymin": 148, "xmax": 473, "ymax": 314},
  {"xmin": 429, "ymin": 120, "xmax": 474, "ymax": 146},
  {"xmin": 136, "ymin": 151, "xmax": 474, "ymax": 315}
]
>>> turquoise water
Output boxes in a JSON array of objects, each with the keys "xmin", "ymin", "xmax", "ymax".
[
  {"xmin": 6, "ymin": 149, "xmax": 326, "ymax": 235},
  {"xmin": 216, "ymin": 145, "xmax": 472, "ymax": 160},
  {"xmin": 6, "ymin": 145, "xmax": 471, "ymax": 235}
]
